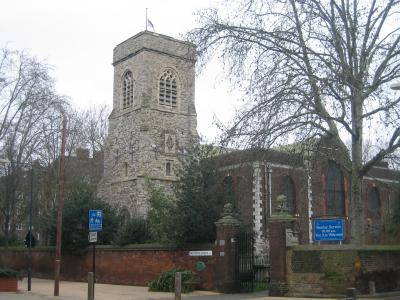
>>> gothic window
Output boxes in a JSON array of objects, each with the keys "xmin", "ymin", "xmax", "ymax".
[
  {"xmin": 326, "ymin": 161, "xmax": 345, "ymax": 216},
  {"xmin": 122, "ymin": 71, "xmax": 134, "ymax": 109},
  {"xmin": 159, "ymin": 69, "xmax": 177, "ymax": 107},
  {"xmin": 367, "ymin": 187, "xmax": 380, "ymax": 217},
  {"xmin": 282, "ymin": 176, "xmax": 296, "ymax": 214}
]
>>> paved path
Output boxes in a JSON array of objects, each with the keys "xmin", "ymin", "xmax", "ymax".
[
  {"xmin": 2, "ymin": 278, "xmax": 399, "ymax": 300},
  {"xmin": 0, "ymin": 278, "xmax": 337, "ymax": 300}
]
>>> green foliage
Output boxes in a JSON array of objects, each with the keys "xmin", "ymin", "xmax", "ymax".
[
  {"xmin": 146, "ymin": 182, "xmax": 175, "ymax": 243},
  {"xmin": 148, "ymin": 268, "xmax": 200, "ymax": 293},
  {"xmin": 0, "ymin": 233, "xmax": 21, "ymax": 247},
  {"xmin": 41, "ymin": 184, "xmax": 118, "ymax": 254},
  {"xmin": 146, "ymin": 144, "xmax": 224, "ymax": 245},
  {"xmin": 254, "ymin": 281, "xmax": 269, "ymax": 292},
  {"xmin": 114, "ymin": 216, "xmax": 150, "ymax": 246},
  {"xmin": 321, "ymin": 252, "xmax": 355, "ymax": 284},
  {"xmin": 0, "ymin": 268, "xmax": 21, "ymax": 279},
  {"xmin": 172, "ymin": 144, "xmax": 225, "ymax": 244}
]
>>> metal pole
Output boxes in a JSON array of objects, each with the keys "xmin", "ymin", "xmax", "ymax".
[
  {"xmin": 28, "ymin": 167, "xmax": 33, "ymax": 291},
  {"xmin": 92, "ymin": 243, "xmax": 95, "ymax": 298},
  {"xmin": 267, "ymin": 165, "xmax": 272, "ymax": 217},
  {"xmin": 146, "ymin": 8, "xmax": 148, "ymax": 30},
  {"xmin": 54, "ymin": 116, "xmax": 67, "ymax": 296}
]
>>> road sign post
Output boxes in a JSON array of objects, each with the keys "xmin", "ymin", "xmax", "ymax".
[
  {"xmin": 88, "ymin": 210, "xmax": 102, "ymax": 298},
  {"xmin": 89, "ymin": 210, "xmax": 102, "ymax": 231}
]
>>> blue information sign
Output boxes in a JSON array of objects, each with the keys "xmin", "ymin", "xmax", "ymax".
[
  {"xmin": 313, "ymin": 218, "xmax": 344, "ymax": 241},
  {"xmin": 89, "ymin": 210, "xmax": 102, "ymax": 231}
]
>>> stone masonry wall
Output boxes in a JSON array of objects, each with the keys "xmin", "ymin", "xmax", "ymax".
[
  {"xmin": 98, "ymin": 31, "xmax": 198, "ymax": 217},
  {"xmin": 286, "ymin": 245, "xmax": 400, "ymax": 296}
]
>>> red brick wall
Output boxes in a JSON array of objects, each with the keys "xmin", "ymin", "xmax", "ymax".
[
  {"xmin": 0, "ymin": 277, "xmax": 18, "ymax": 292},
  {"xmin": 0, "ymin": 247, "xmax": 216, "ymax": 290}
]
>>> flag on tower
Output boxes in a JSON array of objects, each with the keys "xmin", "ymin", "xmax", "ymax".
[{"xmin": 147, "ymin": 19, "xmax": 155, "ymax": 31}]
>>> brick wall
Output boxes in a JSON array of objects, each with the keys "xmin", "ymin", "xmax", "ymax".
[
  {"xmin": 0, "ymin": 246, "xmax": 216, "ymax": 290},
  {"xmin": 286, "ymin": 245, "xmax": 400, "ymax": 296},
  {"xmin": 0, "ymin": 277, "xmax": 18, "ymax": 292}
]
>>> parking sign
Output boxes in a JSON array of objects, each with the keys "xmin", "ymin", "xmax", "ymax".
[{"xmin": 89, "ymin": 210, "xmax": 102, "ymax": 231}]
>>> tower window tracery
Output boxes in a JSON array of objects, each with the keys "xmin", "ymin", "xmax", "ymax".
[
  {"xmin": 122, "ymin": 71, "xmax": 134, "ymax": 109},
  {"xmin": 159, "ymin": 69, "xmax": 177, "ymax": 107}
]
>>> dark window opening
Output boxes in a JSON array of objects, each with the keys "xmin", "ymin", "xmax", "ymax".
[
  {"xmin": 368, "ymin": 187, "xmax": 380, "ymax": 217},
  {"xmin": 283, "ymin": 176, "xmax": 296, "ymax": 214},
  {"xmin": 166, "ymin": 162, "xmax": 172, "ymax": 176},
  {"xmin": 326, "ymin": 161, "xmax": 345, "ymax": 216}
]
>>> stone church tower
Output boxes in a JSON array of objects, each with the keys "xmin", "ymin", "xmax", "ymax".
[{"xmin": 98, "ymin": 31, "xmax": 198, "ymax": 216}]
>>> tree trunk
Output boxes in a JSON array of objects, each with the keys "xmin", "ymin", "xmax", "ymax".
[
  {"xmin": 350, "ymin": 93, "xmax": 364, "ymax": 245},
  {"xmin": 350, "ymin": 166, "xmax": 364, "ymax": 245}
]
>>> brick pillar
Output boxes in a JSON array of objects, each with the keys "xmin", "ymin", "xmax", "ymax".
[
  {"xmin": 268, "ymin": 219, "xmax": 293, "ymax": 296},
  {"xmin": 214, "ymin": 203, "xmax": 240, "ymax": 293}
]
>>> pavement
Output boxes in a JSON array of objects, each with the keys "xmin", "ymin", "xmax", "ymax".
[
  {"xmin": 0, "ymin": 278, "xmax": 332, "ymax": 300},
  {"xmin": 0, "ymin": 278, "xmax": 399, "ymax": 300}
]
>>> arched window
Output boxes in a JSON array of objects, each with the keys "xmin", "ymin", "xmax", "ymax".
[
  {"xmin": 122, "ymin": 71, "xmax": 134, "ymax": 109},
  {"xmin": 159, "ymin": 69, "xmax": 177, "ymax": 107},
  {"xmin": 368, "ymin": 187, "xmax": 380, "ymax": 217},
  {"xmin": 326, "ymin": 161, "xmax": 345, "ymax": 216},
  {"xmin": 283, "ymin": 176, "xmax": 296, "ymax": 214}
]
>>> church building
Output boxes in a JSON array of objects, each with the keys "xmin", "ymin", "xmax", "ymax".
[
  {"xmin": 98, "ymin": 31, "xmax": 198, "ymax": 217},
  {"xmin": 98, "ymin": 30, "xmax": 400, "ymax": 250}
]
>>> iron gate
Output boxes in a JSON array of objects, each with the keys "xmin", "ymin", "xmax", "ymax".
[{"xmin": 235, "ymin": 232, "xmax": 254, "ymax": 292}]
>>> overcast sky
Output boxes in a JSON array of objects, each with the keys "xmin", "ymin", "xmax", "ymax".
[{"xmin": 0, "ymin": 0, "xmax": 240, "ymax": 142}]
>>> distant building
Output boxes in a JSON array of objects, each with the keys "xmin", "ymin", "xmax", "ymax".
[{"xmin": 98, "ymin": 31, "xmax": 198, "ymax": 217}]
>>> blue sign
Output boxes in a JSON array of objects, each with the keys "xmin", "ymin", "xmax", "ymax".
[
  {"xmin": 89, "ymin": 210, "xmax": 102, "ymax": 231},
  {"xmin": 313, "ymin": 218, "xmax": 345, "ymax": 241}
]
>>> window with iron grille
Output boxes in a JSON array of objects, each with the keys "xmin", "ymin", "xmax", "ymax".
[
  {"xmin": 122, "ymin": 71, "xmax": 134, "ymax": 109},
  {"xmin": 159, "ymin": 70, "xmax": 177, "ymax": 107},
  {"xmin": 326, "ymin": 161, "xmax": 345, "ymax": 216}
]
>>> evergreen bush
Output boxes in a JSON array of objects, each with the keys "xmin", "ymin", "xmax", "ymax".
[
  {"xmin": 114, "ymin": 216, "xmax": 149, "ymax": 246},
  {"xmin": 0, "ymin": 268, "xmax": 22, "ymax": 279},
  {"xmin": 148, "ymin": 268, "xmax": 200, "ymax": 293}
]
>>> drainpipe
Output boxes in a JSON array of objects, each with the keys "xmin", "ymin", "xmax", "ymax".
[{"xmin": 266, "ymin": 164, "xmax": 272, "ymax": 217}]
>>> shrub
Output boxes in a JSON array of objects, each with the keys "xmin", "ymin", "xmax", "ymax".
[
  {"xmin": 41, "ymin": 184, "xmax": 119, "ymax": 254},
  {"xmin": 148, "ymin": 268, "xmax": 200, "ymax": 293},
  {"xmin": 0, "ymin": 268, "xmax": 22, "ymax": 279},
  {"xmin": 114, "ymin": 216, "xmax": 150, "ymax": 246}
]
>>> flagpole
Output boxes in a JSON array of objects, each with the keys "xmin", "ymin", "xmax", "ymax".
[{"xmin": 146, "ymin": 8, "xmax": 148, "ymax": 31}]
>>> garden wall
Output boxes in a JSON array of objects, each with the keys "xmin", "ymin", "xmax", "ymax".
[
  {"xmin": 0, "ymin": 245, "xmax": 216, "ymax": 290},
  {"xmin": 286, "ymin": 245, "xmax": 400, "ymax": 297}
]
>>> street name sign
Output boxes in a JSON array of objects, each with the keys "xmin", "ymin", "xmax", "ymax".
[
  {"xmin": 313, "ymin": 218, "xmax": 345, "ymax": 242},
  {"xmin": 189, "ymin": 250, "xmax": 212, "ymax": 256},
  {"xmin": 89, "ymin": 210, "xmax": 102, "ymax": 231}
]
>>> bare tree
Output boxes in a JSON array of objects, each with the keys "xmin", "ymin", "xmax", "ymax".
[
  {"xmin": 188, "ymin": 0, "xmax": 400, "ymax": 244},
  {"xmin": 79, "ymin": 105, "xmax": 110, "ymax": 154},
  {"xmin": 0, "ymin": 47, "xmax": 67, "ymax": 246}
]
